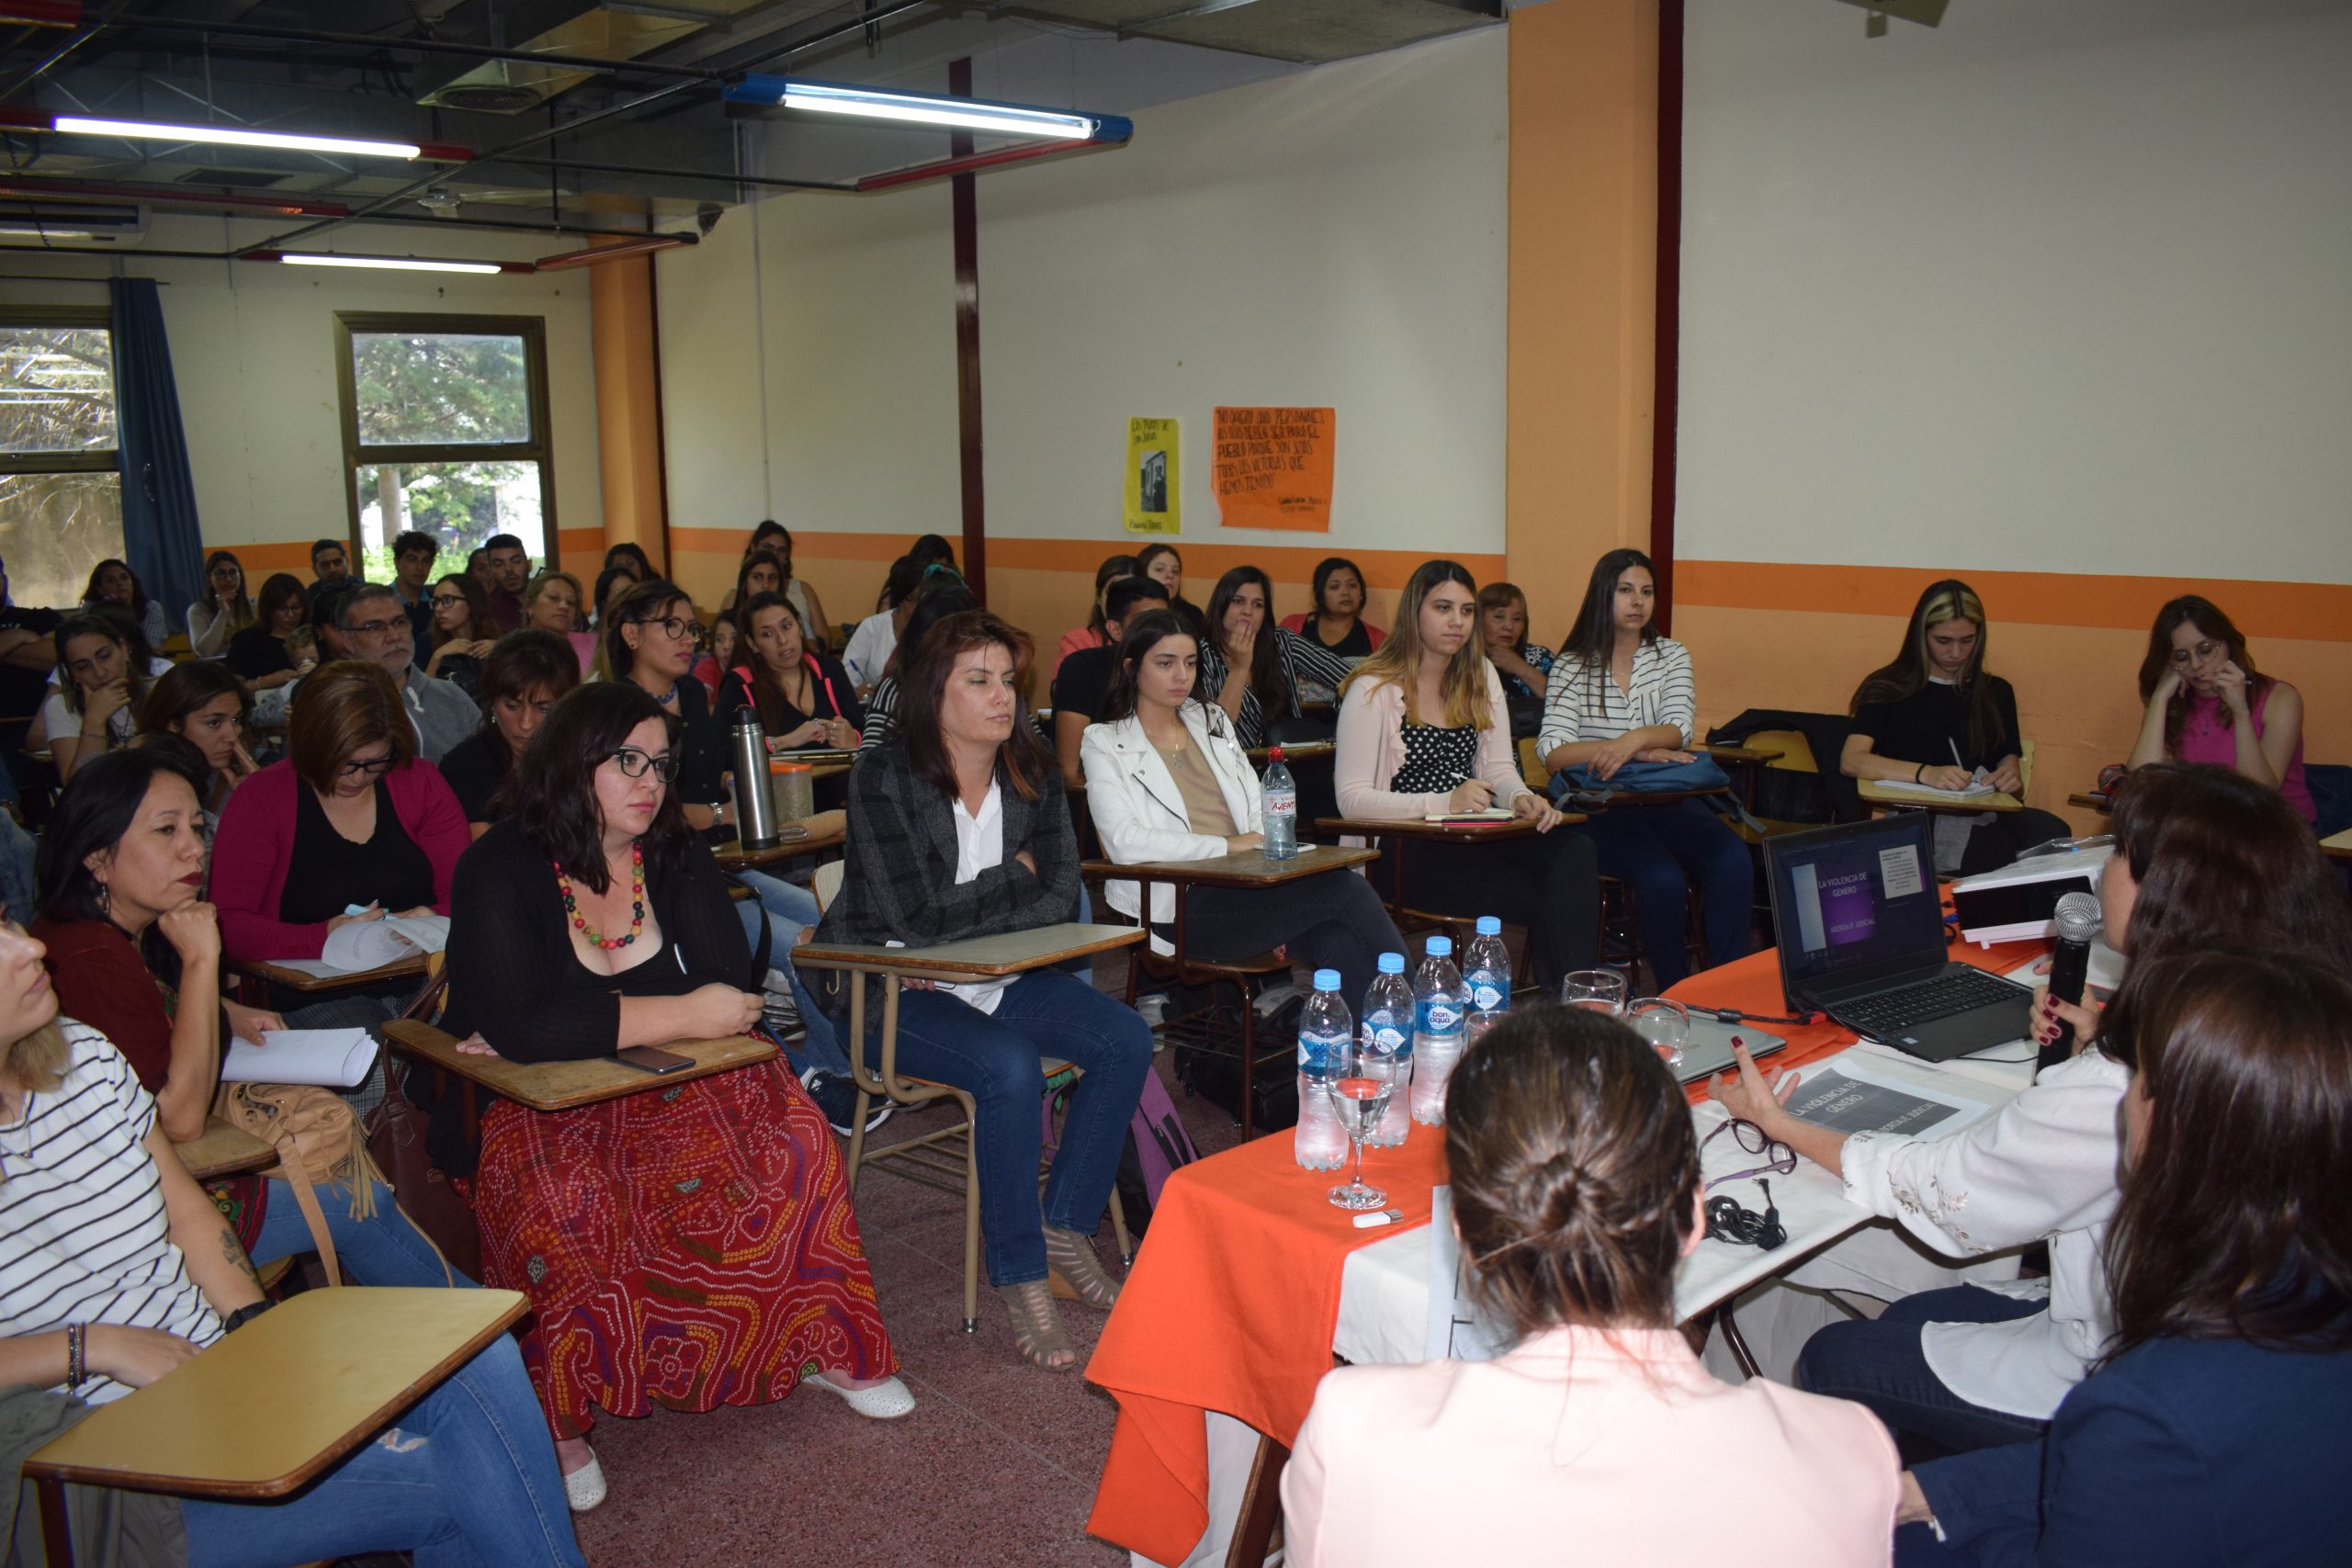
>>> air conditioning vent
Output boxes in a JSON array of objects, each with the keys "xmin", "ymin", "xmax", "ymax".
[
  {"xmin": 0, "ymin": 203, "xmax": 146, "ymax": 243},
  {"xmin": 174, "ymin": 168, "xmax": 288, "ymax": 189},
  {"xmin": 433, "ymin": 82, "xmax": 546, "ymax": 114}
]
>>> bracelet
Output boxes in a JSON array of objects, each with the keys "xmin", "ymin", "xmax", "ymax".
[
  {"xmin": 65, "ymin": 1322, "xmax": 85, "ymax": 1389},
  {"xmin": 1914, "ymin": 763, "xmax": 1925, "ymax": 784},
  {"xmin": 221, "ymin": 1301, "xmax": 276, "ymax": 1335}
]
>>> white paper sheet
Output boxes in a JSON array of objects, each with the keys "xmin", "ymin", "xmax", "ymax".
[{"xmin": 220, "ymin": 1027, "xmax": 378, "ymax": 1088}]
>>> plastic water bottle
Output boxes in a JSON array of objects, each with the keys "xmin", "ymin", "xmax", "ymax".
[
  {"xmin": 1464, "ymin": 915, "xmax": 1512, "ymax": 1045},
  {"xmin": 1410, "ymin": 936, "xmax": 1467, "ymax": 1125},
  {"xmin": 1261, "ymin": 746, "xmax": 1297, "ymax": 861},
  {"xmin": 1361, "ymin": 953, "xmax": 1414, "ymax": 1147},
  {"xmin": 1294, "ymin": 969, "xmax": 1351, "ymax": 1172}
]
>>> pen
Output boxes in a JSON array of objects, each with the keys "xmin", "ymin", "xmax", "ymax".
[{"xmin": 1948, "ymin": 739, "xmax": 1966, "ymax": 773}]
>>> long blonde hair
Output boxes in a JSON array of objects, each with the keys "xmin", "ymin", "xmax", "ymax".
[
  {"xmin": 1340, "ymin": 559, "xmax": 1493, "ymax": 729},
  {"xmin": 3, "ymin": 1019, "xmax": 73, "ymax": 1101}
]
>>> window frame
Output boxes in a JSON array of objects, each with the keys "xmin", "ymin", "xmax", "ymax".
[
  {"xmin": 333, "ymin": 310, "xmax": 560, "ymax": 568},
  {"xmin": 1, "ymin": 303, "xmax": 119, "ymax": 477}
]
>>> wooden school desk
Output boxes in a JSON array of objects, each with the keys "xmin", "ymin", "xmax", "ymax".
[
  {"xmin": 382, "ymin": 1022, "xmax": 777, "ymax": 1142},
  {"xmin": 23, "ymin": 1287, "xmax": 527, "ymax": 1568},
  {"xmin": 714, "ymin": 813, "xmax": 849, "ymax": 873},
  {"xmin": 1858, "ymin": 779, "xmax": 2025, "ymax": 815},
  {"xmin": 173, "ymin": 1117, "xmax": 275, "ymax": 1181},
  {"xmin": 228, "ymin": 954, "xmax": 429, "ymax": 994},
  {"xmin": 1312, "ymin": 813, "xmax": 1582, "ymax": 915}
]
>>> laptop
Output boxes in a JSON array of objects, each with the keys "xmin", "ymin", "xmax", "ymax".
[
  {"xmin": 1673, "ymin": 1016, "xmax": 1785, "ymax": 1087},
  {"xmin": 1763, "ymin": 814, "xmax": 2034, "ymax": 1062}
]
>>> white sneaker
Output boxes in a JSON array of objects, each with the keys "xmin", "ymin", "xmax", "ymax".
[
  {"xmin": 801, "ymin": 1371, "xmax": 916, "ymax": 1419},
  {"xmin": 562, "ymin": 1452, "xmax": 607, "ymax": 1512}
]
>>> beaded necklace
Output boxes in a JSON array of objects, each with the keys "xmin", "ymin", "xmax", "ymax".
[{"xmin": 557, "ymin": 841, "xmax": 646, "ymax": 951}]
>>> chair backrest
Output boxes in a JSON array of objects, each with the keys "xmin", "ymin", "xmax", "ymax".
[
  {"xmin": 1745, "ymin": 728, "xmax": 1818, "ymax": 774},
  {"xmin": 1266, "ymin": 714, "xmax": 1334, "ymax": 748},
  {"xmin": 814, "ymin": 859, "xmax": 845, "ymax": 913},
  {"xmin": 1517, "ymin": 736, "xmax": 1550, "ymax": 791}
]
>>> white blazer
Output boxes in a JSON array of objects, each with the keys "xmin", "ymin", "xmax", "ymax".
[{"xmin": 1080, "ymin": 702, "xmax": 1262, "ymax": 950}]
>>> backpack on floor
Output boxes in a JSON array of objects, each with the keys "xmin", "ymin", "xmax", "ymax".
[{"xmin": 1112, "ymin": 1068, "xmax": 1204, "ymax": 1237}]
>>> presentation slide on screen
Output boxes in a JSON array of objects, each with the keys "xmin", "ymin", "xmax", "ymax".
[{"xmin": 1792, "ymin": 842, "xmax": 1925, "ymax": 955}]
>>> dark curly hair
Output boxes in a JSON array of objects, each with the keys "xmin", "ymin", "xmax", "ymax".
[{"xmin": 503, "ymin": 681, "xmax": 693, "ymax": 895}]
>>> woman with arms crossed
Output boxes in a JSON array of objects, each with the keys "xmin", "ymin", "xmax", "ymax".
[
  {"xmin": 447, "ymin": 682, "xmax": 906, "ymax": 1511},
  {"xmin": 1334, "ymin": 560, "xmax": 1595, "ymax": 994},
  {"xmin": 1713, "ymin": 762, "xmax": 2352, "ymax": 1461},
  {"xmin": 1283, "ymin": 1005, "xmax": 1897, "ymax": 1567},
  {"xmin": 807, "ymin": 610, "xmax": 1152, "ymax": 1371},
  {"xmin": 1840, "ymin": 580, "xmax": 2070, "ymax": 873},
  {"xmin": 1539, "ymin": 548, "xmax": 1751, "ymax": 990},
  {"xmin": 1084, "ymin": 608, "xmax": 1404, "ymax": 1005},
  {"xmin": 2125, "ymin": 594, "xmax": 2313, "ymax": 821}
]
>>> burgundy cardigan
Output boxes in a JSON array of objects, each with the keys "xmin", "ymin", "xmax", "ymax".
[{"xmin": 209, "ymin": 757, "xmax": 469, "ymax": 962}]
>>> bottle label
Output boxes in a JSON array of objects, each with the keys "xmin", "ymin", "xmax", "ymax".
[
  {"xmin": 1470, "ymin": 983, "xmax": 1506, "ymax": 1011},
  {"xmin": 1419, "ymin": 1001, "xmax": 1461, "ymax": 1033},
  {"xmin": 1265, "ymin": 787, "xmax": 1295, "ymax": 814},
  {"xmin": 1368, "ymin": 1022, "xmax": 1408, "ymax": 1053},
  {"xmin": 1297, "ymin": 1031, "xmax": 1344, "ymax": 1075}
]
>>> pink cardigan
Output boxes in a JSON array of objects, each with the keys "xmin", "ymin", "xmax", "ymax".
[
  {"xmin": 1282, "ymin": 1326, "xmax": 1899, "ymax": 1567},
  {"xmin": 1334, "ymin": 664, "xmax": 1532, "ymax": 819},
  {"xmin": 209, "ymin": 757, "xmax": 469, "ymax": 962}
]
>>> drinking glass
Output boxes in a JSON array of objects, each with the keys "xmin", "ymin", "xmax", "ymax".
[
  {"xmin": 1324, "ymin": 1023, "xmax": 1399, "ymax": 1211},
  {"xmin": 1627, "ymin": 997, "xmax": 1690, "ymax": 1072},
  {"xmin": 1562, "ymin": 969, "xmax": 1628, "ymax": 1016}
]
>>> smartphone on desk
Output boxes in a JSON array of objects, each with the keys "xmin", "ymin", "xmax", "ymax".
[{"xmin": 616, "ymin": 1045, "xmax": 694, "ymax": 1075}]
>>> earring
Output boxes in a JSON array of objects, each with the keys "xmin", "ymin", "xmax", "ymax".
[{"xmin": 94, "ymin": 881, "xmax": 110, "ymax": 915}]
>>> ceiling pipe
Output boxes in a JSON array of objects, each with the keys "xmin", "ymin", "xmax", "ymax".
[
  {"xmin": 72, "ymin": 16, "xmax": 729, "ymax": 81},
  {"xmin": 483, "ymin": 152, "xmax": 854, "ymax": 193},
  {"xmin": 0, "ymin": 3, "xmax": 83, "ymax": 26},
  {"xmin": 533, "ymin": 232, "xmax": 693, "ymax": 269},
  {"xmin": 0, "ymin": 175, "xmax": 350, "ymax": 217},
  {"xmin": 854, "ymin": 137, "xmax": 1106, "ymax": 193}
]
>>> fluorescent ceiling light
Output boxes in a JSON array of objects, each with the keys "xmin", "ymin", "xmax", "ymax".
[
  {"xmin": 727, "ymin": 76, "xmax": 1114, "ymax": 142},
  {"xmin": 0, "ymin": 227, "xmax": 98, "ymax": 240},
  {"xmin": 268, "ymin": 253, "xmax": 512, "ymax": 276},
  {"xmin": 43, "ymin": 115, "xmax": 469, "ymax": 162}
]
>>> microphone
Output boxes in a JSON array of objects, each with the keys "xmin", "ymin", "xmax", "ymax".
[{"xmin": 2041, "ymin": 891, "xmax": 2102, "ymax": 1073}]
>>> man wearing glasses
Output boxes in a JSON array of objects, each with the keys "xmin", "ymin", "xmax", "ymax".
[
  {"xmin": 306, "ymin": 584, "xmax": 478, "ymax": 764},
  {"xmin": 390, "ymin": 530, "xmax": 440, "ymax": 662}
]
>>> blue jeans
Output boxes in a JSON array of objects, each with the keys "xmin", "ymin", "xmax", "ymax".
[
  {"xmin": 181, "ymin": 1335, "xmax": 584, "ymax": 1568},
  {"xmin": 733, "ymin": 869, "xmax": 853, "ymax": 1077},
  {"xmin": 1570, "ymin": 797, "xmax": 1754, "ymax": 991},
  {"xmin": 878, "ymin": 970, "xmax": 1153, "ymax": 1286},
  {"xmin": 252, "ymin": 1177, "xmax": 474, "ymax": 1289},
  {"xmin": 1796, "ymin": 1284, "xmax": 2052, "ymax": 1461}
]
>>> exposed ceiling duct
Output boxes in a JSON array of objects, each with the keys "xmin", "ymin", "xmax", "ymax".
[
  {"xmin": 990, "ymin": 0, "xmax": 1504, "ymax": 65},
  {"xmin": 412, "ymin": 0, "xmax": 785, "ymax": 116}
]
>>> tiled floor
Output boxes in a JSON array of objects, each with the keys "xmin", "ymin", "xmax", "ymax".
[{"xmin": 570, "ymin": 959, "xmax": 1250, "ymax": 1568}]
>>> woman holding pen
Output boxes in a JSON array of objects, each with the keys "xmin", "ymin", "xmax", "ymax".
[{"xmin": 1838, "ymin": 580, "xmax": 2069, "ymax": 873}]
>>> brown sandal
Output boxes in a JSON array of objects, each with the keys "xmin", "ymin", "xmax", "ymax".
[
  {"xmin": 998, "ymin": 1280, "xmax": 1076, "ymax": 1371},
  {"xmin": 1044, "ymin": 1226, "xmax": 1124, "ymax": 1311}
]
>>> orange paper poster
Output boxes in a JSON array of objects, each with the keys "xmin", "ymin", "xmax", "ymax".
[{"xmin": 1213, "ymin": 406, "xmax": 1335, "ymax": 531}]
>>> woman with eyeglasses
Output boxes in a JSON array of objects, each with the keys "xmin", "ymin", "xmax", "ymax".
[
  {"xmin": 136, "ymin": 660, "xmax": 258, "ymax": 819},
  {"xmin": 807, "ymin": 609, "xmax": 1151, "ymax": 1372},
  {"xmin": 225, "ymin": 571, "xmax": 314, "ymax": 693},
  {"xmin": 1896, "ymin": 949, "xmax": 2352, "ymax": 1565},
  {"xmin": 186, "ymin": 549, "xmax": 254, "ymax": 659},
  {"xmin": 445, "ymin": 681, "xmax": 906, "ymax": 1512},
  {"xmin": 209, "ymin": 660, "xmax": 469, "ymax": 1050},
  {"xmin": 2125, "ymin": 595, "xmax": 2312, "ymax": 822},
  {"xmin": 423, "ymin": 571, "xmax": 501, "ymax": 700},
  {"xmin": 1282, "ymin": 1004, "xmax": 1898, "ymax": 1565},
  {"xmin": 1712, "ymin": 761, "xmax": 2352, "ymax": 1461},
  {"xmin": 437, "ymin": 629, "xmax": 580, "ymax": 838}
]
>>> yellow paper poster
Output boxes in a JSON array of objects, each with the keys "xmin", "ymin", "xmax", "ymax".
[{"xmin": 1124, "ymin": 417, "xmax": 1181, "ymax": 536}]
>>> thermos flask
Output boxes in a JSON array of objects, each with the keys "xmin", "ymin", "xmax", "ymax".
[{"xmin": 729, "ymin": 714, "xmax": 779, "ymax": 850}]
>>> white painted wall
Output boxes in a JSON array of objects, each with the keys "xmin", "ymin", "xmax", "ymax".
[
  {"xmin": 5, "ymin": 213, "xmax": 603, "ymax": 553},
  {"xmin": 657, "ymin": 25, "xmax": 1509, "ymax": 555},
  {"xmin": 1678, "ymin": 0, "xmax": 2352, "ymax": 582}
]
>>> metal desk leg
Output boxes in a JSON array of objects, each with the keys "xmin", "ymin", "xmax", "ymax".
[{"xmin": 1227, "ymin": 1430, "xmax": 1290, "ymax": 1568}]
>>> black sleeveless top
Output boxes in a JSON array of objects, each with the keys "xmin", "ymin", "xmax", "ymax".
[{"xmin": 279, "ymin": 781, "xmax": 435, "ymax": 923}]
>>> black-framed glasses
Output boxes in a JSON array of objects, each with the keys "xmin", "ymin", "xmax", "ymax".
[
  {"xmin": 1704, "ymin": 1182, "xmax": 1787, "ymax": 1251},
  {"xmin": 337, "ymin": 751, "xmax": 398, "ymax": 779},
  {"xmin": 429, "ymin": 593, "xmax": 467, "ymax": 609},
  {"xmin": 630, "ymin": 615, "xmax": 706, "ymax": 649},
  {"xmin": 608, "ymin": 747, "xmax": 678, "ymax": 782},
  {"xmin": 345, "ymin": 618, "xmax": 404, "ymax": 638},
  {"xmin": 1702, "ymin": 1117, "xmax": 1796, "ymax": 1192}
]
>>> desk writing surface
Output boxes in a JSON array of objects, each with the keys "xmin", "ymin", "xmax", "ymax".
[
  {"xmin": 1244, "ymin": 740, "xmax": 1336, "ymax": 764},
  {"xmin": 231, "ymin": 954, "xmax": 428, "ymax": 993},
  {"xmin": 1697, "ymin": 743, "xmax": 1784, "ymax": 766},
  {"xmin": 1312, "ymin": 813, "xmax": 1579, "ymax": 843},
  {"xmin": 1108, "ymin": 843, "xmax": 1379, "ymax": 889},
  {"xmin": 1858, "ymin": 780, "xmax": 2025, "ymax": 814},
  {"xmin": 23, "ymin": 1287, "xmax": 526, "ymax": 1498},
  {"xmin": 174, "ymin": 1118, "xmax": 275, "ymax": 1181},
  {"xmin": 793, "ymin": 922, "xmax": 1143, "ymax": 978},
  {"xmin": 383, "ymin": 1022, "xmax": 776, "ymax": 1111},
  {"xmin": 714, "ymin": 816, "xmax": 847, "ymax": 871},
  {"xmin": 2324, "ymin": 827, "xmax": 2352, "ymax": 863}
]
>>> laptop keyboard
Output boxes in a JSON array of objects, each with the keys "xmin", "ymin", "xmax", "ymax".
[{"xmin": 1838, "ymin": 968, "xmax": 2026, "ymax": 1036}]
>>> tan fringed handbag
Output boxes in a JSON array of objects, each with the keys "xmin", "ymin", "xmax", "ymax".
[{"xmin": 212, "ymin": 1079, "xmax": 386, "ymax": 1287}]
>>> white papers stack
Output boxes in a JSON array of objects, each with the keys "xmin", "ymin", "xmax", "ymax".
[
  {"xmin": 273, "ymin": 913, "xmax": 450, "ymax": 978},
  {"xmin": 221, "ymin": 1027, "xmax": 378, "ymax": 1089},
  {"xmin": 1869, "ymin": 777, "xmax": 1996, "ymax": 802},
  {"xmin": 1421, "ymin": 807, "xmax": 1515, "ymax": 822}
]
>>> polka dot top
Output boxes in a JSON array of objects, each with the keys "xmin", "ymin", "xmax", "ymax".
[{"xmin": 1390, "ymin": 722, "xmax": 1479, "ymax": 795}]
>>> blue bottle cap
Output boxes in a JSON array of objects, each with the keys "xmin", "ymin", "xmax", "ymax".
[
  {"xmin": 1476, "ymin": 915, "xmax": 1502, "ymax": 936},
  {"xmin": 1426, "ymin": 935, "xmax": 1453, "ymax": 956},
  {"xmin": 1313, "ymin": 968, "xmax": 1341, "ymax": 992},
  {"xmin": 1377, "ymin": 952, "xmax": 1406, "ymax": 975}
]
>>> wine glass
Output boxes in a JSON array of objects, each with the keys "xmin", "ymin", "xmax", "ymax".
[
  {"xmin": 1563, "ymin": 969, "xmax": 1628, "ymax": 1016},
  {"xmin": 1325, "ymin": 1023, "xmax": 1399, "ymax": 1211},
  {"xmin": 1627, "ymin": 997, "xmax": 1690, "ymax": 1072}
]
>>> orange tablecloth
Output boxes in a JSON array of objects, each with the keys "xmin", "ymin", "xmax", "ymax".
[
  {"xmin": 1085, "ymin": 1122, "xmax": 1448, "ymax": 1563},
  {"xmin": 1085, "ymin": 919, "xmax": 2045, "ymax": 1562}
]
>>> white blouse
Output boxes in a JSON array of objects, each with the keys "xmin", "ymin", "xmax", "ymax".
[
  {"xmin": 1839, "ymin": 1045, "xmax": 2128, "ymax": 1419},
  {"xmin": 1537, "ymin": 635, "xmax": 1697, "ymax": 754}
]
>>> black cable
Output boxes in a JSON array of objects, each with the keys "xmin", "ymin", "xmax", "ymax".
[
  {"xmin": 1688, "ymin": 1004, "xmax": 1821, "ymax": 1028},
  {"xmin": 1704, "ymin": 1179, "xmax": 1787, "ymax": 1251}
]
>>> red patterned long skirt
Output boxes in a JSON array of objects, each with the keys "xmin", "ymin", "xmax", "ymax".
[{"xmin": 476, "ymin": 1059, "xmax": 896, "ymax": 1436}]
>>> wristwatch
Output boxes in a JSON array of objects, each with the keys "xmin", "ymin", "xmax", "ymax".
[{"xmin": 221, "ymin": 1300, "xmax": 277, "ymax": 1335}]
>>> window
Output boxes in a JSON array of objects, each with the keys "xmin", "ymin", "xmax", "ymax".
[
  {"xmin": 336, "ymin": 313, "xmax": 557, "ymax": 582},
  {"xmin": 0, "ymin": 308, "xmax": 126, "ymax": 610}
]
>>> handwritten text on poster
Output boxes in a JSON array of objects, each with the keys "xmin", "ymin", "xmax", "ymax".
[{"xmin": 1213, "ymin": 406, "xmax": 1334, "ymax": 531}]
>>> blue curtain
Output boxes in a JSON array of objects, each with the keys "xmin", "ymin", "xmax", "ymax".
[{"xmin": 107, "ymin": 277, "xmax": 204, "ymax": 636}]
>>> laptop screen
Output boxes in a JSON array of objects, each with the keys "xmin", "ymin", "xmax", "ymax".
[{"xmin": 1768, "ymin": 814, "xmax": 1948, "ymax": 998}]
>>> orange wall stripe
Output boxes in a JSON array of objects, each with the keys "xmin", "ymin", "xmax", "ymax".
[
  {"xmin": 207, "ymin": 541, "xmax": 318, "ymax": 574},
  {"xmin": 1677, "ymin": 560, "xmax": 2352, "ymax": 644}
]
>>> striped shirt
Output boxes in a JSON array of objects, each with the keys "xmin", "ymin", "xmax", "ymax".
[
  {"xmin": 1537, "ymin": 636, "xmax": 1697, "ymax": 755},
  {"xmin": 1200, "ymin": 629, "xmax": 1354, "ymax": 749},
  {"xmin": 858, "ymin": 673, "xmax": 900, "ymax": 752},
  {"xmin": 0, "ymin": 1024, "xmax": 220, "ymax": 1404}
]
